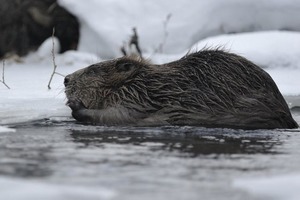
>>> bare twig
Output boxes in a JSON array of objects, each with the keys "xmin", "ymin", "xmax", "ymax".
[
  {"xmin": 156, "ymin": 13, "xmax": 172, "ymax": 53},
  {"xmin": 1, "ymin": 60, "xmax": 10, "ymax": 89},
  {"xmin": 129, "ymin": 27, "xmax": 143, "ymax": 58},
  {"xmin": 48, "ymin": 27, "xmax": 65, "ymax": 90},
  {"xmin": 120, "ymin": 41, "xmax": 127, "ymax": 56}
]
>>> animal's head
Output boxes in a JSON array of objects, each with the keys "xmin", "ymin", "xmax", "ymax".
[{"xmin": 64, "ymin": 57, "xmax": 148, "ymax": 110}]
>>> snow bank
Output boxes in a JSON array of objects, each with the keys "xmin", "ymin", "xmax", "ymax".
[
  {"xmin": 233, "ymin": 174, "xmax": 300, "ymax": 200},
  {"xmin": 192, "ymin": 31, "xmax": 300, "ymax": 69},
  {"xmin": 0, "ymin": 176, "xmax": 115, "ymax": 200},
  {"xmin": 58, "ymin": 0, "xmax": 300, "ymax": 58}
]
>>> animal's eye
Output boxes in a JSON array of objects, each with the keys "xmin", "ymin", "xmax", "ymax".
[
  {"xmin": 115, "ymin": 60, "xmax": 136, "ymax": 72},
  {"xmin": 86, "ymin": 65, "xmax": 99, "ymax": 75},
  {"xmin": 116, "ymin": 61, "xmax": 134, "ymax": 72}
]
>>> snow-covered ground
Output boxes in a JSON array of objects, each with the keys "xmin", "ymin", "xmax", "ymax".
[
  {"xmin": 0, "ymin": 50, "xmax": 98, "ymax": 126},
  {"xmin": 1, "ymin": 1, "xmax": 300, "ymax": 200}
]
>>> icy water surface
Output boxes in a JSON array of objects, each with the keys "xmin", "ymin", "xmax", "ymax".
[{"xmin": 0, "ymin": 111, "xmax": 300, "ymax": 200}]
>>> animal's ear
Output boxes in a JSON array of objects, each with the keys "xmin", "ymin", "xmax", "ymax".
[{"xmin": 116, "ymin": 61, "xmax": 135, "ymax": 72}]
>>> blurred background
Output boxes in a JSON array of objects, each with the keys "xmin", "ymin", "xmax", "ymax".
[{"xmin": 1, "ymin": 0, "xmax": 300, "ymax": 60}]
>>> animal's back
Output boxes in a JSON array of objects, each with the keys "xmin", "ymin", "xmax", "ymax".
[{"xmin": 152, "ymin": 50, "xmax": 298, "ymax": 129}]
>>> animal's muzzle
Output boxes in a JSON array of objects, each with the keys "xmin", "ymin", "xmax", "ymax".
[{"xmin": 64, "ymin": 75, "xmax": 71, "ymax": 87}]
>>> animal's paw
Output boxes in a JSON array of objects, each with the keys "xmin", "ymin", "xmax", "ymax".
[{"xmin": 66, "ymin": 99, "xmax": 86, "ymax": 111}]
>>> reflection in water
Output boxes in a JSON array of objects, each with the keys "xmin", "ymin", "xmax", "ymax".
[
  {"xmin": 70, "ymin": 126, "xmax": 282, "ymax": 156},
  {"xmin": 0, "ymin": 118, "xmax": 299, "ymax": 200},
  {"xmin": 0, "ymin": 120, "xmax": 70, "ymax": 178},
  {"xmin": 0, "ymin": 119, "xmax": 288, "ymax": 179},
  {"xmin": 0, "ymin": 137, "xmax": 56, "ymax": 178}
]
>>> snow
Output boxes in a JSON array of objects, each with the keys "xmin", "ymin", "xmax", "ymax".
[
  {"xmin": 58, "ymin": 0, "xmax": 300, "ymax": 58},
  {"xmin": 0, "ymin": 51, "xmax": 98, "ymax": 125},
  {"xmin": 0, "ymin": 126, "xmax": 15, "ymax": 133},
  {"xmin": 0, "ymin": 176, "xmax": 115, "ymax": 200},
  {"xmin": 233, "ymin": 174, "xmax": 300, "ymax": 200},
  {"xmin": 36, "ymin": 37, "xmax": 60, "ymax": 60},
  {"xmin": 192, "ymin": 31, "xmax": 300, "ymax": 69}
]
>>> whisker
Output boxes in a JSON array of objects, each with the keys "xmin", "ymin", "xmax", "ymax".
[
  {"xmin": 57, "ymin": 88, "xmax": 65, "ymax": 95},
  {"xmin": 54, "ymin": 90, "xmax": 65, "ymax": 98}
]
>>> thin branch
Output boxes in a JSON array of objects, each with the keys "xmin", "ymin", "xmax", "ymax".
[
  {"xmin": 120, "ymin": 41, "xmax": 127, "ymax": 56},
  {"xmin": 1, "ymin": 60, "xmax": 10, "ymax": 89},
  {"xmin": 129, "ymin": 27, "xmax": 143, "ymax": 58},
  {"xmin": 54, "ymin": 72, "xmax": 65, "ymax": 77},
  {"xmin": 161, "ymin": 13, "xmax": 172, "ymax": 53},
  {"xmin": 48, "ymin": 27, "xmax": 65, "ymax": 90},
  {"xmin": 155, "ymin": 13, "xmax": 172, "ymax": 54}
]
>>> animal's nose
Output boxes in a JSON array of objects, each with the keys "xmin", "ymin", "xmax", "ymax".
[{"xmin": 64, "ymin": 75, "xmax": 70, "ymax": 86}]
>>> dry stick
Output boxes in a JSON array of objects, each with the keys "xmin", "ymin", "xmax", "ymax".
[
  {"xmin": 161, "ymin": 13, "xmax": 172, "ymax": 52},
  {"xmin": 157, "ymin": 13, "xmax": 172, "ymax": 53},
  {"xmin": 1, "ymin": 60, "xmax": 10, "ymax": 89},
  {"xmin": 48, "ymin": 27, "xmax": 64, "ymax": 90}
]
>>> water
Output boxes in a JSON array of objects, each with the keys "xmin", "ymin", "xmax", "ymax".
[{"xmin": 0, "ymin": 111, "xmax": 300, "ymax": 200}]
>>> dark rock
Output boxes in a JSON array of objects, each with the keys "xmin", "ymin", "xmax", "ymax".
[{"xmin": 0, "ymin": 0, "xmax": 79, "ymax": 58}]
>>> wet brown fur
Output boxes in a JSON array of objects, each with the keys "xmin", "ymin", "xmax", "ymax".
[{"xmin": 64, "ymin": 49, "xmax": 298, "ymax": 129}]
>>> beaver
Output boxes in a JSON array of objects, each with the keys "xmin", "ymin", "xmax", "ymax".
[{"xmin": 64, "ymin": 49, "xmax": 299, "ymax": 129}]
